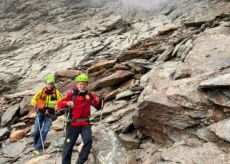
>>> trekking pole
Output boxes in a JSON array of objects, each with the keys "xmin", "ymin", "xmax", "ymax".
[
  {"xmin": 34, "ymin": 106, "xmax": 46, "ymax": 155},
  {"xmin": 55, "ymin": 106, "xmax": 71, "ymax": 162}
]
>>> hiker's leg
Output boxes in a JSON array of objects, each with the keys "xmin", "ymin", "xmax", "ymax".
[
  {"xmin": 34, "ymin": 112, "xmax": 44, "ymax": 149},
  {"xmin": 35, "ymin": 115, "xmax": 52, "ymax": 150},
  {"xmin": 62, "ymin": 126, "xmax": 80, "ymax": 164},
  {"xmin": 76, "ymin": 125, "xmax": 92, "ymax": 164}
]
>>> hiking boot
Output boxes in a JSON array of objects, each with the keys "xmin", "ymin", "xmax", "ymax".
[{"xmin": 33, "ymin": 150, "xmax": 40, "ymax": 155}]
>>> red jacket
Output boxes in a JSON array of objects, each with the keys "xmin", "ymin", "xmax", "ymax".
[{"xmin": 57, "ymin": 89, "xmax": 101, "ymax": 126}]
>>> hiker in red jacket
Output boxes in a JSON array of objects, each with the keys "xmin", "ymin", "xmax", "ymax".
[{"xmin": 57, "ymin": 73, "xmax": 103, "ymax": 164}]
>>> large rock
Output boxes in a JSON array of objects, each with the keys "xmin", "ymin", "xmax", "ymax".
[
  {"xmin": 184, "ymin": 2, "xmax": 230, "ymax": 26},
  {"xmin": 115, "ymin": 90, "xmax": 134, "ymax": 100},
  {"xmin": 204, "ymin": 89, "xmax": 230, "ymax": 108},
  {"xmin": 184, "ymin": 26, "xmax": 230, "ymax": 76},
  {"xmin": 19, "ymin": 96, "xmax": 32, "ymax": 116},
  {"xmin": 90, "ymin": 70, "xmax": 134, "ymax": 90},
  {"xmin": 24, "ymin": 155, "xmax": 52, "ymax": 164},
  {"xmin": 208, "ymin": 119, "xmax": 230, "ymax": 143},
  {"xmin": 93, "ymin": 15, "xmax": 125, "ymax": 34},
  {"xmin": 134, "ymin": 90, "xmax": 198, "ymax": 144},
  {"xmin": 157, "ymin": 142, "xmax": 230, "ymax": 164},
  {"xmin": 199, "ymin": 73, "xmax": 230, "ymax": 88},
  {"xmin": 164, "ymin": 74, "xmax": 216, "ymax": 110},
  {"xmin": 87, "ymin": 60, "xmax": 116, "ymax": 73},
  {"xmin": 51, "ymin": 115, "xmax": 65, "ymax": 131},
  {"xmin": 194, "ymin": 128, "xmax": 219, "ymax": 142},
  {"xmin": 2, "ymin": 141, "xmax": 27, "ymax": 158},
  {"xmin": 117, "ymin": 49, "xmax": 154, "ymax": 62},
  {"xmin": 10, "ymin": 128, "xmax": 30, "ymax": 142},
  {"xmin": 55, "ymin": 70, "xmax": 81, "ymax": 79},
  {"xmin": 1, "ymin": 104, "xmax": 19, "ymax": 127}
]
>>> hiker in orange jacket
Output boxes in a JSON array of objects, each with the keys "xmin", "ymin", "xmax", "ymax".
[
  {"xmin": 57, "ymin": 73, "xmax": 103, "ymax": 164},
  {"xmin": 31, "ymin": 74, "xmax": 62, "ymax": 155}
]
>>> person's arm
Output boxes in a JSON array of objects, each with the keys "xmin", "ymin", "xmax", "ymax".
[
  {"xmin": 31, "ymin": 89, "xmax": 43, "ymax": 107},
  {"xmin": 91, "ymin": 92, "xmax": 103, "ymax": 110},
  {"xmin": 56, "ymin": 91, "xmax": 72, "ymax": 109}
]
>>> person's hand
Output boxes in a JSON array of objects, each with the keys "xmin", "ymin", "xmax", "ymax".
[
  {"xmin": 45, "ymin": 110, "xmax": 49, "ymax": 115},
  {"xmin": 67, "ymin": 101, "xmax": 74, "ymax": 108}
]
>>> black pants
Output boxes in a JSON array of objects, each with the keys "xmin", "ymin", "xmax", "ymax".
[{"xmin": 62, "ymin": 125, "xmax": 92, "ymax": 164}]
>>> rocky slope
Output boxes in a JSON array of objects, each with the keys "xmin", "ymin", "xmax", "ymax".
[{"xmin": 0, "ymin": 0, "xmax": 230, "ymax": 163}]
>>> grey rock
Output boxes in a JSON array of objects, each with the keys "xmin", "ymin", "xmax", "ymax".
[
  {"xmin": 199, "ymin": 73, "xmax": 230, "ymax": 88},
  {"xmin": 2, "ymin": 141, "xmax": 27, "ymax": 158},
  {"xmin": 1, "ymin": 104, "xmax": 19, "ymax": 127},
  {"xmin": 184, "ymin": 26, "xmax": 230, "ymax": 75},
  {"xmin": 208, "ymin": 119, "xmax": 230, "ymax": 142},
  {"xmin": 0, "ymin": 128, "xmax": 10, "ymax": 140},
  {"xmin": 116, "ymin": 90, "xmax": 134, "ymax": 100},
  {"xmin": 119, "ymin": 133, "xmax": 140, "ymax": 149},
  {"xmin": 195, "ymin": 128, "xmax": 220, "ymax": 142},
  {"xmin": 205, "ymin": 90, "xmax": 230, "ymax": 107},
  {"xmin": 19, "ymin": 96, "xmax": 31, "ymax": 116}
]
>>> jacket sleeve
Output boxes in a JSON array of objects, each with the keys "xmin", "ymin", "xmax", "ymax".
[
  {"xmin": 31, "ymin": 89, "xmax": 43, "ymax": 106},
  {"xmin": 56, "ymin": 89, "xmax": 63, "ymax": 101},
  {"xmin": 56, "ymin": 91, "xmax": 72, "ymax": 109},
  {"xmin": 91, "ymin": 92, "xmax": 103, "ymax": 110}
]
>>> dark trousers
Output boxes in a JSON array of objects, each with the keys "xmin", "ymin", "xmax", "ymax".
[{"xmin": 62, "ymin": 125, "xmax": 92, "ymax": 164}]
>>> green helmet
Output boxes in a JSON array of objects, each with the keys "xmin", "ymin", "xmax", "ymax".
[
  {"xmin": 44, "ymin": 74, "xmax": 55, "ymax": 83},
  {"xmin": 76, "ymin": 73, "xmax": 89, "ymax": 83}
]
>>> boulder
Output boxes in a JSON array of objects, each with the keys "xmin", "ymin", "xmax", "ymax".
[
  {"xmin": 208, "ymin": 119, "xmax": 230, "ymax": 142},
  {"xmin": 55, "ymin": 69, "xmax": 81, "ymax": 79},
  {"xmin": 10, "ymin": 128, "xmax": 30, "ymax": 142},
  {"xmin": 184, "ymin": 26, "xmax": 230, "ymax": 76},
  {"xmin": 115, "ymin": 90, "xmax": 134, "ymax": 100},
  {"xmin": 24, "ymin": 155, "xmax": 52, "ymax": 164},
  {"xmin": 158, "ymin": 142, "xmax": 230, "ymax": 164},
  {"xmin": 1, "ymin": 104, "xmax": 19, "ymax": 127},
  {"xmin": 90, "ymin": 70, "xmax": 134, "ymax": 90},
  {"xmin": 134, "ymin": 90, "xmax": 198, "ymax": 144},
  {"xmin": 199, "ymin": 73, "xmax": 230, "ymax": 88},
  {"xmin": 87, "ymin": 60, "xmax": 116, "ymax": 73},
  {"xmin": 2, "ymin": 141, "xmax": 27, "ymax": 158},
  {"xmin": 204, "ymin": 90, "xmax": 230, "ymax": 108},
  {"xmin": 51, "ymin": 115, "xmax": 65, "ymax": 131},
  {"xmin": 19, "ymin": 96, "xmax": 32, "ymax": 116},
  {"xmin": 117, "ymin": 49, "xmax": 154, "ymax": 62}
]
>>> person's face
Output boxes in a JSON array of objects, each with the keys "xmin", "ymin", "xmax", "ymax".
[
  {"xmin": 77, "ymin": 82, "xmax": 88, "ymax": 92},
  {"xmin": 46, "ymin": 82, "xmax": 54, "ymax": 90}
]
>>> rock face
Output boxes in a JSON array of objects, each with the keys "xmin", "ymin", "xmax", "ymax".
[{"xmin": 1, "ymin": 0, "xmax": 230, "ymax": 163}]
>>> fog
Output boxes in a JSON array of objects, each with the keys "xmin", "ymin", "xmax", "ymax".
[
  {"xmin": 120, "ymin": 0, "xmax": 169, "ymax": 10},
  {"xmin": 90, "ymin": 0, "xmax": 169, "ymax": 11}
]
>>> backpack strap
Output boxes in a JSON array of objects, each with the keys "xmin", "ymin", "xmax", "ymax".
[
  {"xmin": 72, "ymin": 89, "xmax": 79, "ymax": 101},
  {"xmin": 87, "ymin": 92, "xmax": 93, "ymax": 106},
  {"xmin": 66, "ymin": 89, "xmax": 79, "ymax": 120}
]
